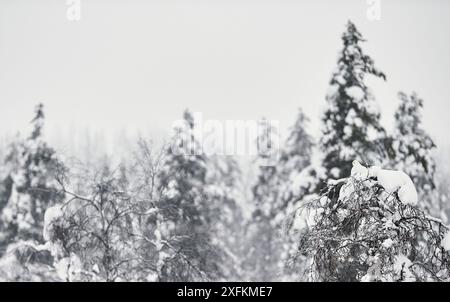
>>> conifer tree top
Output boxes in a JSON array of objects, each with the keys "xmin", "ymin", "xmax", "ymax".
[
  {"xmin": 183, "ymin": 109, "xmax": 195, "ymax": 129},
  {"xmin": 319, "ymin": 21, "xmax": 387, "ymax": 180},
  {"xmin": 342, "ymin": 20, "xmax": 365, "ymax": 45},
  {"xmin": 392, "ymin": 91, "xmax": 436, "ymax": 198},
  {"xmin": 395, "ymin": 92, "xmax": 431, "ymax": 138},
  {"xmin": 283, "ymin": 108, "xmax": 314, "ymax": 161},
  {"xmin": 30, "ymin": 103, "xmax": 45, "ymax": 139},
  {"xmin": 334, "ymin": 20, "xmax": 386, "ymax": 85}
]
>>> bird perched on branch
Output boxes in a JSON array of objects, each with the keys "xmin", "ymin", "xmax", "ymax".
[{"xmin": 368, "ymin": 166, "xmax": 418, "ymax": 206}]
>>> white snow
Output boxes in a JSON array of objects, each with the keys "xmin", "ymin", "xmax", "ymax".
[
  {"xmin": 146, "ymin": 273, "xmax": 158, "ymax": 282},
  {"xmin": 326, "ymin": 84, "xmax": 339, "ymax": 100},
  {"xmin": 338, "ymin": 180, "xmax": 354, "ymax": 201},
  {"xmin": 382, "ymin": 238, "xmax": 394, "ymax": 249},
  {"xmin": 336, "ymin": 75, "xmax": 346, "ymax": 85},
  {"xmin": 345, "ymin": 109, "xmax": 357, "ymax": 124},
  {"xmin": 346, "ymin": 86, "xmax": 365, "ymax": 101},
  {"xmin": 293, "ymin": 207, "xmax": 320, "ymax": 231},
  {"xmin": 43, "ymin": 204, "xmax": 64, "ymax": 242},
  {"xmin": 340, "ymin": 146, "xmax": 355, "ymax": 160},
  {"xmin": 365, "ymin": 97, "xmax": 380, "ymax": 115},
  {"xmin": 383, "ymin": 218, "xmax": 397, "ymax": 230},
  {"xmin": 92, "ymin": 264, "xmax": 100, "ymax": 274},
  {"xmin": 44, "ymin": 205, "xmax": 63, "ymax": 226},
  {"xmin": 353, "ymin": 117, "xmax": 363, "ymax": 128},
  {"xmin": 361, "ymin": 255, "xmax": 382, "ymax": 282},
  {"xmin": 366, "ymin": 125, "xmax": 379, "ymax": 141},
  {"xmin": 369, "ymin": 166, "xmax": 418, "ymax": 206},
  {"xmin": 442, "ymin": 231, "xmax": 450, "ymax": 251},
  {"xmin": 290, "ymin": 168, "xmax": 316, "ymax": 197},
  {"xmin": 343, "ymin": 125, "xmax": 352, "ymax": 138},
  {"xmin": 55, "ymin": 254, "xmax": 82, "ymax": 281},
  {"xmin": 393, "ymin": 254, "xmax": 415, "ymax": 282},
  {"xmin": 351, "ymin": 160, "xmax": 369, "ymax": 180},
  {"xmin": 330, "ymin": 167, "xmax": 340, "ymax": 178}
]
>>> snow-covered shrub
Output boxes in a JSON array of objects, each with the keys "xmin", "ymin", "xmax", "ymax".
[
  {"xmin": 51, "ymin": 170, "xmax": 150, "ymax": 282},
  {"xmin": 295, "ymin": 162, "xmax": 450, "ymax": 282},
  {"xmin": 245, "ymin": 119, "xmax": 285, "ymax": 281},
  {"xmin": 0, "ymin": 240, "xmax": 59, "ymax": 281},
  {"xmin": 205, "ymin": 155, "xmax": 246, "ymax": 281}
]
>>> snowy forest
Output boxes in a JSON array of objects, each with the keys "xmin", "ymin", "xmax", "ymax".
[{"xmin": 1, "ymin": 20, "xmax": 450, "ymax": 282}]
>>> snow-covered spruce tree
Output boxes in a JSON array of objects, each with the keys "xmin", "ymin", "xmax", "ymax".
[
  {"xmin": 155, "ymin": 110, "xmax": 221, "ymax": 281},
  {"xmin": 0, "ymin": 149, "xmax": 14, "ymax": 253},
  {"xmin": 0, "ymin": 104, "xmax": 65, "ymax": 242},
  {"xmin": 435, "ymin": 166, "xmax": 450, "ymax": 224},
  {"xmin": 295, "ymin": 161, "xmax": 450, "ymax": 282},
  {"xmin": 319, "ymin": 21, "xmax": 388, "ymax": 182},
  {"xmin": 252, "ymin": 118, "xmax": 282, "ymax": 220},
  {"xmin": 276, "ymin": 109, "xmax": 317, "ymax": 280},
  {"xmin": 246, "ymin": 118, "xmax": 284, "ymax": 281},
  {"xmin": 392, "ymin": 92, "xmax": 439, "ymax": 217},
  {"xmin": 279, "ymin": 109, "xmax": 315, "ymax": 218},
  {"xmin": 0, "ymin": 141, "xmax": 18, "ymax": 219},
  {"xmin": 206, "ymin": 155, "xmax": 246, "ymax": 281}
]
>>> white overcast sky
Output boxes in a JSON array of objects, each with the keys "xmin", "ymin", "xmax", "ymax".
[{"xmin": 1, "ymin": 0, "xmax": 450, "ymax": 156}]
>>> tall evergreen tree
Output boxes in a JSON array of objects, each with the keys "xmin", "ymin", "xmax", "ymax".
[
  {"xmin": 156, "ymin": 110, "xmax": 220, "ymax": 281},
  {"xmin": 279, "ymin": 109, "xmax": 315, "ymax": 210},
  {"xmin": 252, "ymin": 118, "xmax": 281, "ymax": 221},
  {"xmin": 276, "ymin": 109, "xmax": 316, "ymax": 280},
  {"xmin": 206, "ymin": 155, "xmax": 245, "ymax": 281},
  {"xmin": 0, "ymin": 104, "xmax": 65, "ymax": 242},
  {"xmin": 246, "ymin": 118, "xmax": 283, "ymax": 281},
  {"xmin": 392, "ymin": 92, "xmax": 438, "ymax": 216},
  {"xmin": 319, "ymin": 21, "xmax": 387, "ymax": 181}
]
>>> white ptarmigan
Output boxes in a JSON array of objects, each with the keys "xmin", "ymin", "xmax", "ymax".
[{"xmin": 368, "ymin": 166, "xmax": 418, "ymax": 206}]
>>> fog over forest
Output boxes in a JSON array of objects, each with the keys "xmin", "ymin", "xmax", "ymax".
[{"xmin": 1, "ymin": 0, "xmax": 450, "ymax": 282}]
